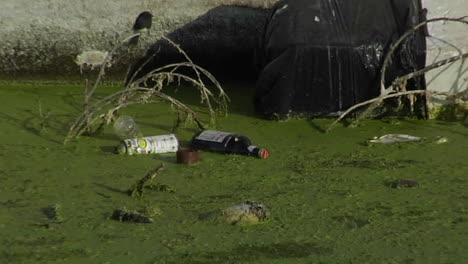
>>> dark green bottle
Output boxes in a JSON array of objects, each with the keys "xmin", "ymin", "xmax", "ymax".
[{"xmin": 191, "ymin": 130, "xmax": 269, "ymax": 159}]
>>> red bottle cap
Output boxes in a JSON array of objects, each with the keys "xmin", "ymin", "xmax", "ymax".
[{"xmin": 258, "ymin": 149, "xmax": 269, "ymax": 159}]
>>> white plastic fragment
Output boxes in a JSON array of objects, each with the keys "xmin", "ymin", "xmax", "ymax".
[
  {"xmin": 369, "ymin": 134, "xmax": 423, "ymax": 144},
  {"xmin": 75, "ymin": 50, "xmax": 110, "ymax": 71}
]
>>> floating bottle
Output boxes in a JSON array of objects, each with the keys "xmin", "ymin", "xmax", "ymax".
[
  {"xmin": 117, "ymin": 134, "xmax": 179, "ymax": 155},
  {"xmin": 191, "ymin": 130, "xmax": 269, "ymax": 159},
  {"xmin": 113, "ymin": 115, "xmax": 143, "ymax": 139}
]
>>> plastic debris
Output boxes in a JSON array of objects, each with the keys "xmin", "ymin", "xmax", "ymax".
[
  {"xmin": 75, "ymin": 50, "xmax": 110, "ymax": 71},
  {"xmin": 114, "ymin": 115, "xmax": 143, "ymax": 139},
  {"xmin": 369, "ymin": 134, "xmax": 423, "ymax": 144},
  {"xmin": 433, "ymin": 136, "xmax": 448, "ymax": 144},
  {"xmin": 118, "ymin": 134, "xmax": 178, "ymax": 155}
]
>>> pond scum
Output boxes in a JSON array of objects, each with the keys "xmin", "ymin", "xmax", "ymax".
[{"xmin": 0, "ymin": 81, "xmax": 467, "ymax": 263}]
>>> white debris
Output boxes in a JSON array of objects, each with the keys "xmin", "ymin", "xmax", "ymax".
[
  {"xmin": 369, "ymin": 134, "xmax": 423, "ymax": 144},
  {"xmin": 75, "ymin": 50, "xmax": 110, "ymax": 71}
]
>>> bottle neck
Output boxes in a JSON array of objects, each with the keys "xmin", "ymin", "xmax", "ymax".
[{"xmin": 248, "ymin": 145, "xmax": 269, "ymax": 159}]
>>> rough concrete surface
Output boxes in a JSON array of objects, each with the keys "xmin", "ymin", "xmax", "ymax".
[
  {"xmin": 424, "ymin": 0, "xmax": 468, "ymax": 94},
  {"xmin": 0, "ymin": 0, "xmax": 273, "ymax": 78},
  {"xmin": 0, "ymin": 0, "xmax": 466, "ymax": 92}
]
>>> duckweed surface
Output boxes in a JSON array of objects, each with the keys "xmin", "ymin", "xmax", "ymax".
[{"xmin": 0, "ymin": 81, "xmax": 467, "ymax": 263}]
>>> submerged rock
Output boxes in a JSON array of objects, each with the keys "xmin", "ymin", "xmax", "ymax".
[
  {"xmin": 42, "ymin": 203, "xmax": 63, "ymax": 222},
  {"xmin": 111, "ymin": 207, "xmax": 154, "ymax": 223},
  {"xmin": 200, "ymin": 201, "xmax": 269, "ymax": 226},
  {"xmin": 389, "ymin": 179, "xmax": 419, "ymax": 188}
]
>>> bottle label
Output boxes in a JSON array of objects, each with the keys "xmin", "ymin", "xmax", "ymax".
[
  {"xmin": 122, "ymin": 134, "xmax": 179, "ymax": 155},
  {"xmin": 247, "ymin": 145, "xmax": 257, "ymax": 152},
  {"xmin": 195, "ymin": 130, "xmax": 231, "ymax": 143}
]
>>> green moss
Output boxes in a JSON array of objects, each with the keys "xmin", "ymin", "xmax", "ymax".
[
  {"xmin": 0, "ymin": 81, "xmax": 467, "ymax": 263},
  {"xmin": 429, "ymin": 103, "xmax": 468, "ymax": 121}
]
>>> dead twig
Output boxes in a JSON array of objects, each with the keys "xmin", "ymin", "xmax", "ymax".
[
  {"xmin": 326, "ymin": 53, "xmax": 468, "ymax": 132},
  {"xmin": 326, "ymin": 90, "xmax": 428, "ymax": 132},
  {"xmin": 380, "ymin": 16, "xmax": 468, "ymax": 95},
  {"xmin": 325, "ymin": 16, "xmax": 468, "ymax": 132},
  {"xmin": 85, "ymin": 33, "xmax": 141, "ymax": 107},
  {"xmin": 392, "ymin": 52, "xmax": 468, "ymax": 90},
  {"xmin": 129, "ymin": 163, "xmax": 165, "ymax": 198},
  {"xmin": 65, "ymin": 32, "xmax": 228, "ymax": 143}
]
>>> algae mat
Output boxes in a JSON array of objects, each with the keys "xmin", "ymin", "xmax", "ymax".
[{"xmin": 0, "ymin": 82, "xmax": 467, "ymax": 264}]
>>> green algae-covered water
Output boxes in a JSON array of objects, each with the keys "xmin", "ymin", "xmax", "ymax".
[{"xmin": 0, "ymin": 81, "xmax": 467, "ymax": 264}]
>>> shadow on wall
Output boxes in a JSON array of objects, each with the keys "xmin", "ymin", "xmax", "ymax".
[{"xmin": 127, "ymin": 5, "xmax": 270, "ymax": 84}]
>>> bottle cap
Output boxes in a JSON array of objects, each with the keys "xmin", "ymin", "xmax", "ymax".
[{"xmin": 257, "ymin": 148, "xmax": 269, "ymax": 159}]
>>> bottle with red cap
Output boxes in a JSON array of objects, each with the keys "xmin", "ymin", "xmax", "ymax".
[{"xmin": 191, "ymin": 130, "xmax": 269, "ymax": 159}]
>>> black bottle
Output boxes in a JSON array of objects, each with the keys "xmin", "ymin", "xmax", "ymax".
[{"xmin": 191, "ymin": 130, "xmax": 269, "ymax": 159}]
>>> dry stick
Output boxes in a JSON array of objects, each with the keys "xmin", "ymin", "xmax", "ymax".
[
  {"xmin": 150, "ymin": 89, "xmax": 207, "ymax": 130},
  {"xmin": 132, "ymin": 62, "xmax": 227, "ymax": 100},
  {"xmin": 85, "ymin": 33, "xmax": 141, "ymax": 106},
  {"xmin": 66, "ymin": 87, "xmax": 152, "ymax": 141},
  {"xmin": 125, "ymin": 46, "xmax": 161, "ymax": 87},
  {"xmin": 341, "ymin": 16, "xmax": 468, "ymax": 130},
  {"xmin": 161, "ymin": 36, "xmax": 218, "ymax": 120},
  {"xmin": 66, "ymin": 69, "xmax": 213, "ymax": 141},
  {"xmin": 351, "ymin": 16, "xmax": 468, "ymax": 124},
  {"xmin": 326, "ymin": 90, "xmax": 427, "ymax": 132},
  {"xmin": 69, "ymin": 33, "xmax": 141, "ymax": 140},
  {"xmin": 380, "ymin": 16, "xmax": 468, "ymax": 95},
  {"xmin": 326, "ymin": 53, "xmax": 468, "ymax": 132},
  {"xmin": 120, "ymin": 47, "xmax": 161, "ymax": 104},
  {"xmin": 66, "ymin": 33, "xmax": 227, "ymax": 142},
  {"xmin": 128, "ymin": 62, "xmax": 228, "ymax": 123},
  {"xmin": 98, "ymin": 87, "xmax": 206, "ymax": 130},
  {"xmin": 393, "ymin": 52, "xmax": 468, "ymax": 87},
  {"xmin": 85, "ymin": 83, "xmax": 206, "ymax": 137},
  {"xmin": 129, "ymin": 163, "xmax": 165, "ymax": 198}
]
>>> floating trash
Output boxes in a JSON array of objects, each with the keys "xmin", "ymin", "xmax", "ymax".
[
  {"xmin": 118, "ymin": 134, "xmax": 179, "ymax": 155},
  {"xmin": 200, "ymin": 201, "xmax": 269, "ymax": 226},
  {"xmin": 75, "ymin": 50, "xmax": 110, "ymax": 71},
  {"xmin": 114, "ymin": 115, "xmax": 143, "ymax": 139},
  {"xmin": 369, "ymin": 134, "xmax": 423, "ymax": 144},
  {"xmin": 433, "ymin": 136, "xmax": 448, "ymax": 144}
]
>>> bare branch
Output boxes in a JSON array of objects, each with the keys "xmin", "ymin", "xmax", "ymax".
[
  {"xmin": 326, "ymin": 90, "xmax": 428, "ymax": 132},
  {"xmin": 326, "ymin": 52, "xmax": 468, "ymax": 132},
  {"xmin": 65, "ymin": 32, "xmax": 226, "ymax": 143},
  {"xmin": 380, "ymin": 16, "xmax": 468, "ymax": 95}
]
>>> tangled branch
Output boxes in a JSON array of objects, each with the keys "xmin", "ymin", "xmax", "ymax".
[
  {"xmin": 65, "ymin": 33, "xmax": 229, "ymax": 143},
  {"xmin": 326, "ymin": 16, "xmax": 468, "ymax": 132}
]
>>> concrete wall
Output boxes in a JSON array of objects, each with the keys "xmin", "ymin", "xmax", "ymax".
[
  {"xmin": 0, "ymin": 0, "xmax": 466, "ymax": 93},
  {"xmin": 423, "ymin": 0, "xmax": 468, "ymax": 109},
  {"xmin": 0, "ymin": 0, "xmax": 274, "ymax": 78}
]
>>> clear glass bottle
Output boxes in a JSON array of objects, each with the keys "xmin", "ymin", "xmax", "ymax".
[
  {"xmin": 113, "ymin": 115, "xmax": 143, "ymax": 139},
  {"xmin": 191, "ymin": 130, "xmax": 269, "ymax": 159}
]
